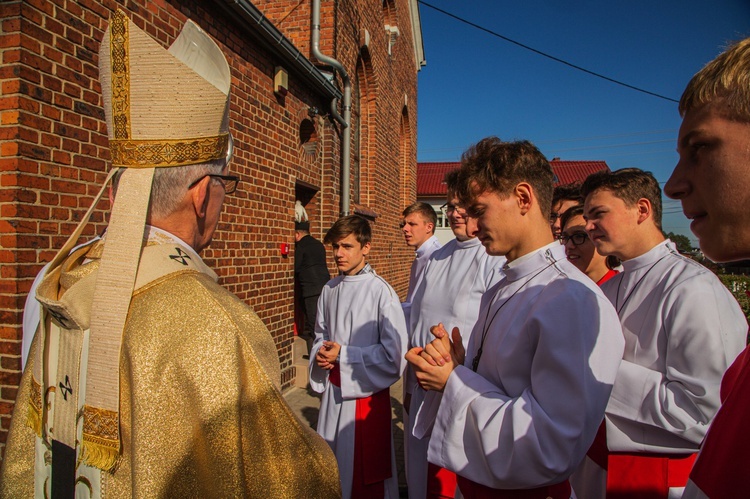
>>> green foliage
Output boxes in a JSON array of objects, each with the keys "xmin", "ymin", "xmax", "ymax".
[
  {"xmin": 719, "ymin": 274, "xmax": 750, "ymax": 327},
  {"xmin": 665, "ymin": 231, "xmax": 693, "ymax": 253}
]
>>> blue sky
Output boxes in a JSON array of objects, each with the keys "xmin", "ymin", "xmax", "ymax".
[{"xmin": 416, "ymin": 0, "xmax": 750, "ymax": 244}]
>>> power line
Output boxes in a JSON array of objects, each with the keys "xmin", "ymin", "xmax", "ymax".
[
  {"xmin": 418, "ymin": 0, "xmax": 679, "ymax": 103},
  {"xmin": 546, "ymin": 139, "xmax": 674, "ymax": 153}
]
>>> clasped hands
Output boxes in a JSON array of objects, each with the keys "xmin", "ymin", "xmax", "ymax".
[
  {"xmin": 404, "ymin": 323, "xmax": 465, "ymax": 391},
  {"xmin": 316, "ymin": 340, "xmax": 341, "ymax": 370}
]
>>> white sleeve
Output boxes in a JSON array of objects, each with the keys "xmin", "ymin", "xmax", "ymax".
[
  {"xmin": 428, "ymin": 282, "xmax": 623, "ymax": 488},
  {"xmin": 308, "ymin": 288, "xmax": 329, "ymax": 394},
  {"xmin": 22, "ymin": 263, "xmax": 50, "ymax": 370},
  {"xmin": 606, "ymin": 273, "xmax": 746, "ymax": 448},
  {"xmin": 339, "ymin": 286, "xmax": 408, "ymax": 400}
]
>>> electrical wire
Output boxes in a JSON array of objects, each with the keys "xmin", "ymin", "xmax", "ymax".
[{"xmin": 418, "ymin": 0, "xmax": 679, "ymax": 103}]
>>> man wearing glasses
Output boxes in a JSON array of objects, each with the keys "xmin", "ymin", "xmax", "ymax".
[
  {"xmin": 0, "ymin": 10, "xmax": 339, "ymax": 497},
  {"xmin": 404, "ymin": 169, "xmax": 505, "ymax": 499},
  {"xmin": 549, "ymin": 181, "xmax": 583, "ymax": 238}
]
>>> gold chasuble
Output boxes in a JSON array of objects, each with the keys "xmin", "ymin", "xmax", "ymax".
[
  {"xmin": 1, "ymin": 236, "xmax": 340, "ymax": 498},
  {"xmin": 1, "ymin": 8, "xmax": 339, "ymax": 498}
]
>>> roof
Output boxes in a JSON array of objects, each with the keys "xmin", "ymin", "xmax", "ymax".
[
  {"xmin": 417, "ymin": 162, "xmax": 460, "ymax": 196},
  {"xmin": 550, "ymin": 160, "xmax": 610, "ymax": 186},
  {"xmin": 416, "ymin": 160, "xmax": 610, "ymax": 196}
]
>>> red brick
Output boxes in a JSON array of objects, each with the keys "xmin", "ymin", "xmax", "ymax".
[
  {"xmin": 21, "ymin": 51, "xmax": 52, "ymax": 73},
  {"xmin": 0, "ymin": 33, "xmax": 21, "ymax": 50},
  {"xmin": 24, "ymin": 0, "xmax": 54, "ymax": 16},
  {"xmin": 41, "ymin": 103, "xmax": 61, "ymax": 120},
  {"xmin": 0, "ymin": 2, "xmax": 21, "ymax": 18},
  {"xmin": 19, "ymin": 33, "xmax": 41, "ymax": 54},
  {"xmin": 53, "ymin": 93, "xmax": 73, "ymax": 109},
  {"xmin": 41, "ymin": 132, "xmax": 60, "ymax": 148},
  {"xmin": 0, "ymin": 372, "xmax": 21, "ymax": 389},
  {"xmin": 2, "ymin": 48, "xmax": 21, "ymax": 64},
  {"xmin": 0, "ymin": 340, "xmax": 21, "ymax": 356},
  {"xmin": 54, "ymin": 34, "xmax": 75, "ymax": 56},
  {"xmin": 0, "ymin": 387, "xmax": 18, "ymax": 403},
  {"xmin": 62, "ymin": 82, "xmax": 82, "ymax": 99},
  {"xmin": 1, "ymin": 203, "xmax": 49, "ymax": 219},
  {"xmin": 18, "ymin": 111, "xmax": 51, "ymax": 131},
  {"xmin": 0, "ymin": 112, "xmax": 19, "ymax": 126},
  {"xmin": 43, "ymin": 43, "xmax": 64, "ymax": 64},
  {"xmin": 17, "ymin": 142, "xmax": 50, "ymax": 161},
  {"xmin": 18, "ymin": 82, "xmax": 51, "ymax": 105},
  {"xmin": 0, "ymin": 356, "xmax": 21, "ymax": 371}
]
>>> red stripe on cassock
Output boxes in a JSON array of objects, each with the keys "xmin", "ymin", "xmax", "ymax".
[
  {"xmin": 587, "ymin": 418, "xmax": 696, "ymax": 497},
  {"xmin": 329, "ymin": 364, "xmax": 393, "ymax": 498},
  {"xmin": 456, "ymin": 476, "xmax": 571, "ymax": 499},
  {"xmin": 606, "ymin": 452, "xmax": 696, "ymax": 497},
  {"xmin": 427, "ymin": 462, "xmax": 458, "ymax": 499}
]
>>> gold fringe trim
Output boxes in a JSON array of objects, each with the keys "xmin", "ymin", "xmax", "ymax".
[
  {"xmin": 81, "ymin": 404, "xmax": 121, "ymax": 472},
  {"xmin": 80, "ymin": 435, "xmax": 120, "ymax": 473},
  {"xmin": 25, "ymin": 377, "xmax": 43, "ymax": 437},
  {"xmin": 26, "ymin": 399, "xmax": 42, "ymax": 437}
]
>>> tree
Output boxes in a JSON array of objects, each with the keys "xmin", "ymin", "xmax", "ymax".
[{"xmin": 665, "ymin": 231, "xmax": 693, "ymax": 253}]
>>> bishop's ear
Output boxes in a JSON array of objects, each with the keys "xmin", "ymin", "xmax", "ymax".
[{"xmin": 190, "ymin": 175, "xmax": 212, "ymax": 218}]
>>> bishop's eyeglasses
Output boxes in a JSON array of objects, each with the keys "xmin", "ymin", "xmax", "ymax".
[{"xmin": 189, "ymin": 174, "xmax": 240, "ymax": 194}]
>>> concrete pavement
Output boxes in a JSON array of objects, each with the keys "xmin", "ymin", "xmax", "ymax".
[{"xmin": 283, "ymin": 372, "xmax": 408, "ymax": 497}]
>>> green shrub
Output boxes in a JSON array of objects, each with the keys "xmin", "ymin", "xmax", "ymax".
[{"xmin": 719, "ymin": 274, "xmax": 750, "ymax": 329}]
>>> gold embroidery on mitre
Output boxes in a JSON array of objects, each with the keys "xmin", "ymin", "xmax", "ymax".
[
  {"xmin": 26, "ymin": 376, "xmax": 43, "ymax": 437},
  {"xmin": 110, "ymin": 134, "xmax": 229, "ymax": 167},
  {"xmin": 110, "ymin": 9, "xmax": 131, "ymax": 140},
  {"xmin": 81, "ymin": 405, "xmax": 120, "ymax": 472}
]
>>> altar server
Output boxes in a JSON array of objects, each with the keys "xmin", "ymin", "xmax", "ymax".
[
  {"xmin": 401, "ymin": 202, "xmax": 441, "ymax": 328},
  {"xmin": 407, "ymin": 137, "xmax": 625, "ymax": 498},
  {"xmin": 405, "ymin": 169, "xmax": 505, "ymax": 498},
  {"xmin": 664, "ymin": 37, "xmax": 750, "ymax": 499},
  {"xmin": 310, "ymin": 215, "xmax": 408, "ymax": 499},
  {"xmin": 572, "ymin": 168, "xmax": 746, "ymax": 498}
]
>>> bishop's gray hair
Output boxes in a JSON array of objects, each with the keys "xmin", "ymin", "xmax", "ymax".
[{"xmin": 112, "ymin": 158, "xmax": 226, "ymax": 220}]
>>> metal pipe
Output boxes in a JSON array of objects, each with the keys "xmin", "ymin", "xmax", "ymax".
[
  {"xmin": 220, "ymin": 0, "xmax": 342, "ymax": 101},
  {"xmin": 311, "ymin": 0, "xmax": 351, "ymax": 216}
]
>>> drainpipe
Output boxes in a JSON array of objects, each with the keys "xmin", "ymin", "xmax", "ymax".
[{"xmin": 311, "ymin": 0, "xmax": 352, "ymax": 216}]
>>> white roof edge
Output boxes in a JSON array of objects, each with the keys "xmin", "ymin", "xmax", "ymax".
[{"xmin": 408, "ymin": 0, "xmax": 427, "ymax": 71}]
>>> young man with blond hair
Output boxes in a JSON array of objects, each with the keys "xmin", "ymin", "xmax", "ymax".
[
  {"xmin": 664, "ymin": 37, "xmax": 750, "ymax": 499},
  {"xmin": 401, "ymin": 202, "xmax": 441, "ymax": 328},
  {"xmin": 572, "ymin": 168, "xmax": 746, "ymax": 498}
]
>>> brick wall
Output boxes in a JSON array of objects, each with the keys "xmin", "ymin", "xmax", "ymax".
[{"xmin": 0, "ymin": 0, "xmax": 419, "ymax": 461}]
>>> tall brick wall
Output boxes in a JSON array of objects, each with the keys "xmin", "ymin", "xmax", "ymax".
[{"xmin": 0, "ymin": 0, "xmax": 419, "ymax": 461}]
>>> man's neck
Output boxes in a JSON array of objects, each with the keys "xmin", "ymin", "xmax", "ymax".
[
  {"xmin": 414, "ymin": 235, "xmax": 433, "ymax": 252},
  {"xmin": 505, "ymin": 223, "xmax": 555, "ymax": 263},
  {"xmin": 620, "ymin": 231, "xmax": 666, "ymax": 261},
  {"xmin": 150, "ymin": 215, "xmax": 200, "ymax": 254}
]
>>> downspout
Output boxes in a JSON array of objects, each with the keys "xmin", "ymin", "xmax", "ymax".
[{"xmin": 311, "ymin": 0, "xmax": 352, "ymax": 216}]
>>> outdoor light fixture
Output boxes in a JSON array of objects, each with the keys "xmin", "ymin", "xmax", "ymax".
[{"xmin": 274, "ymin": 66, "xmax": 288, "ymax": 97}]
